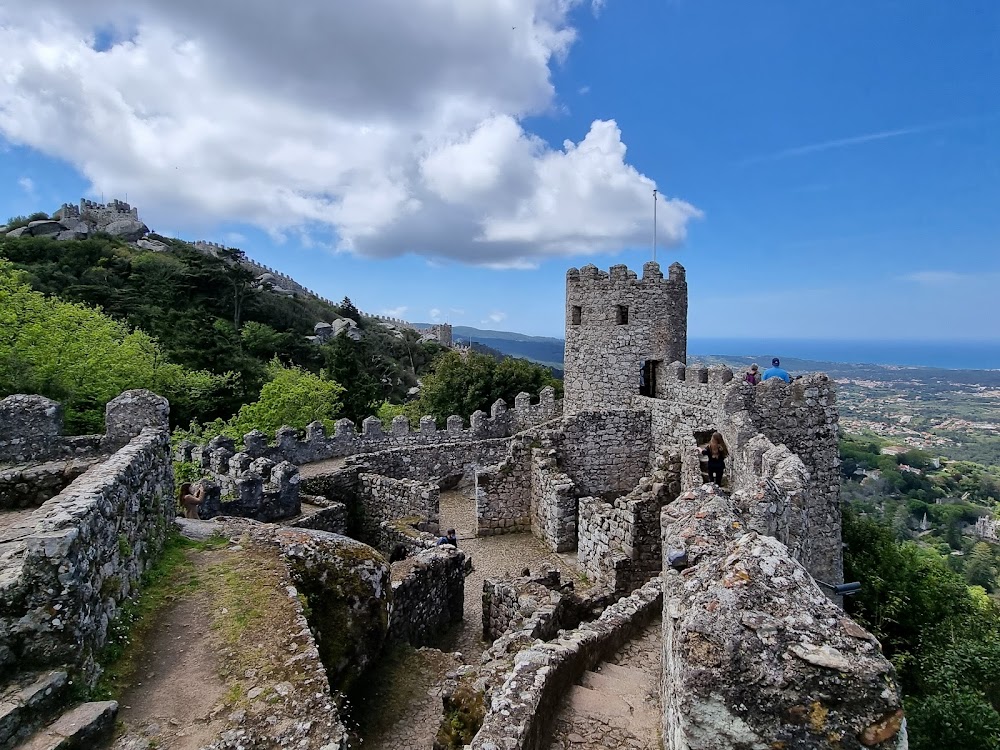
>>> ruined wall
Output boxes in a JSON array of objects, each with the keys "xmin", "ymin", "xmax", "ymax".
[
  {"xmin": 564, "ymin": 261, "xmax": 687, "ymax": 413},
  {"xmin": 529, "ymin": 441, "xmax": 579, "ymax": 552},
  {"xmin": 577, "ymin": 450, "xmax": 681, "ymax": 593},
  {"xmin": 0, "ymin": 458, "xmax": 95, "ymax": 509},
  {"xmin": 0, "ymin": 428, "xmax": 174, "ymax": 681},
  {"xmin": 346, "ymin": 438, "xmax": 512, "ymax": 484},
  {"xmin": 476, "ymin": 434, "xmax": 537, "ymax": 537},
  {"xmin": 556, "ymin": 410, "xmax": 651, "ymax": 497},
  {"xmin": 358, "ymin": 473, "xmax": 441, "ymax": 543},
  {"xmin": 660, "ymin": 486, "xmax": 904, "ymax": 750},
  {"xmin": 388, "ymin": 546, "xmax": 466, "ymax": 646}
]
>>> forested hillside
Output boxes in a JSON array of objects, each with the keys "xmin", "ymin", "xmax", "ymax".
[{"xmin": 0, "ymin": 229, "xmax": 559, "ymax": 436}]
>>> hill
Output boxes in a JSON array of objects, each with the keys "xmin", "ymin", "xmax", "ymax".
[{"xmin": 415, "ymin": 324, "xmax": 564, "ymax": 370}]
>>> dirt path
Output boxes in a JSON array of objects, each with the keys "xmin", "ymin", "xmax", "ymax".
[
  {"xmin": 547, "ymin": 617, "xmax": 662, "ymax": 749},
  {"xmin": 436, "ymin": 488, "xmax": 584, "ymax": 661},
  {"xmin": 113, "ymin": 550, "xmax": 228, "ymax": 749}
]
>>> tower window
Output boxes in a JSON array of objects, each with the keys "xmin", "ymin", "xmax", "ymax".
[
  {"xmin": 572, "ymin": 305, "xmax": 582, "ymax": 325},
  {"xmin": 616, "ymin": 305, "xmax": 629, "ymax": 325}
]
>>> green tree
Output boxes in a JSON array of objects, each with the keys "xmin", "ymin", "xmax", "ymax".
[
  {"xmin": 227, "ymin": 360, "xmax": 344, "ymax": 437},
  {"xmin": 322, "ymin": 332, "xmax": 382, "ymax": 424},
  {"xmin": 339, "ymin": 296, "xmax": 361, "ymax": 324},
  {"xmin": 965, "ymin": 543, "xmax": 999, "ymax": 592},
  {"xmin": 0, "ymin": 262, "xmax": 230, "ymax": 431},
  {"xmin": 217, "ymin": 247, "xmax": 257, "ymax": 330}
]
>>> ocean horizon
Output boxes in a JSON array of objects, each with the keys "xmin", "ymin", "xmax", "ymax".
[{"xmin": 686, "ymin": 338, "xmax": 1000, "ymax": 371}]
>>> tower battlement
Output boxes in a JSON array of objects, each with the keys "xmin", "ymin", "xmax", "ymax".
[{"xmin": 564, "ymin": 260, "xmax": 688, "ymax": 412}]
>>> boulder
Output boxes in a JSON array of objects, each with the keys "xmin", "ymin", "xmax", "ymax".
[
  {"xmin": 56, "ymin": 231, "xmax": 78, "ymax": 241},
  {"xmin": 136, "ymin": 238, "xmax": 168, "ymax": 252},
  {"xmin": 27, "ymin": 220, "xmax": 62, "ymax": 236},
  {"xmin": 4, "ymin": 227, "xmax": 28, "ymax": 238},
  {"xmin": 102, "ymin": 218, "xmax": 148, "ymax": 241},
  {"xmin": 58, "ymin": 218, "xmax": 81, "ymax": 230}
]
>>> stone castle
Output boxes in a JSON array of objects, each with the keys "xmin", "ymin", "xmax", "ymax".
[{"xmin": 0, "ymin": 259, "xmax": 904, "ymax": 748}]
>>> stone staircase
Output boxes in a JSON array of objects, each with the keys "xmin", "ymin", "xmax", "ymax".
[
  {"xmin": 547, "ymin": 618, "xmax": 661, "ymax": 750},
  {"xmin": 0, "ymin": 670, "xmax": 116, "ymax": 750}
]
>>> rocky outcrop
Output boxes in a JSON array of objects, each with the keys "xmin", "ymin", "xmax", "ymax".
[
  {"xmin": 103, "ymin": 218, "xmax": 149, "ymax": 241},
  {"xmin": 660, "ymin": 486, "xmax": 906, "ymax": 750}
]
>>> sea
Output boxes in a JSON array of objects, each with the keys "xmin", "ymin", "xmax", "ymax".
[{"xmin": 686, "ymin": 338, "xmax": 1000, "ymax": 371}]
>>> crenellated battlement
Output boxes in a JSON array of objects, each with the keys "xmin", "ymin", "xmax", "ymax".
[
  {"xmin": 565, "ymin": 260, "xmax": 686, "ymax": 290},
  {"xmin": 176, "ymin": 387, "xmax": 562, "ymax": 468}
]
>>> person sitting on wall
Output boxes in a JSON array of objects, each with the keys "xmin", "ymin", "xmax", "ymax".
[
  {"xmin": 437, "ymin": 528, "xmax": 458, "ymax": 547},
  {"xmin": 179, "ymin": 482, "xmax": 205, "ymax": 520},
  {"xmin": 702, "ymin": 432, "xmax": 728, "ymax": 486},
  {"xmin": 745, "ymin": 363, "xmax": 761, "ymax": 385},
  {"xmin": 762, "ymin": 357, "xmax": 791, "ymax": 383}
]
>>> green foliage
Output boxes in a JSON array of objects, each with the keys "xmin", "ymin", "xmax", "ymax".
[
  {"xmin": 175, "ymin": 360, "xmax": 343, "ymax": 444},
  {"xmin": 173, "ymin": 461, "xmax": 206, "ymax": 487},
  {"xmin": 323, "ymin": 332, "xmax": 382, "ymax": 424},
  {"xmin": 844, "ymin": 511, "xmax": 1000, "ymax": 748},
  {"xmin": 415, "ymin": 350, "xmax": 562, "ymax": 425},
  {"xmin": 0, "ymin": 261, "xmax": 232, "ymax": 432},
  {"xmin": 338, "ymin": 296, "xmax": 361, "ymax": 324}
]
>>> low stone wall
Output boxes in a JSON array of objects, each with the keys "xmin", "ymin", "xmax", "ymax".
[
  {"xmin": 660, "ymin": 486, "xmax": 905, "ymax": 750},
  {"xmin": 346, "ymin": 438, "xmax": 512, "ymax": 484},
  {"xmin": 388, "ymin": 546, "xmax": 466, "ymax": 646},
  {"xmin": 287, "ymin": 502, "xmax": 349, "ymax": 535},
  {"xmin": 0, "ymin": 427, "xmax": 174, "ymax": 682},
  {"xmin": 470, "ymin": 578, "xmax": 662, "ymax": 750},
  {"xmin": 192, "ymin": 447, "xmax": 302, "ymax": 523}
]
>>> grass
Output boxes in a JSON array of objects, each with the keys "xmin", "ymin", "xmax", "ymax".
[{"xmin": 91, "ymin": 531, "xmax": 228, "ymax": 700}]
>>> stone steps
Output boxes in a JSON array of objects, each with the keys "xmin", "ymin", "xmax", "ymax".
[
  {"xmin": 0, "ymin": 671, "xmax": 69, "ymax": 749},
  {"xmin": 18, "ymin": 701, "xmax": 118, "ymax": 750}
]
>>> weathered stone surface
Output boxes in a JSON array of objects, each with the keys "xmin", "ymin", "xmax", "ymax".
[
  {"xmin": 102, "ymin": 218, "xmax": 149, "ymax": 241},
  {"xmin": 240, "ymin": 525, "xmax": 391, "ymax": 694},
  {"xmin": 660, "ymin": 487, "xmax": 905, "ymax": 750},
  {"xmin": 388, "ymin": 545, "xmax": 466, "ymax": 646},
  {"xmin": 20, "ymin": 700, "xmax": 118, "ymax": 749},
  {"xmin": 25, "ymin": 221, "xmax": 62, "ymax": 236}
]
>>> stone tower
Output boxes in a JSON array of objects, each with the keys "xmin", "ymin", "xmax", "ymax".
[{"xmin": 564, "ymin": 261, "xmax": 687, "ymax": 414}]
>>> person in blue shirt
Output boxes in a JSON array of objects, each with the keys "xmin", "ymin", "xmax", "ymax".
[{"xmin": 762, "ymin": 357, "xmax": 791, "ymax": 383}]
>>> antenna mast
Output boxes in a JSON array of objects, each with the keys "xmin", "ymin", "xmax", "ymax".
[{"xmin": 652, "ymin": 188, "xmax": 658, "ymax": 262}]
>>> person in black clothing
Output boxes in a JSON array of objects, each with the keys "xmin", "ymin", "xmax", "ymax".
[{"xmin": 702, "ymin": 432, "xmax": 728, "ymax": 486}]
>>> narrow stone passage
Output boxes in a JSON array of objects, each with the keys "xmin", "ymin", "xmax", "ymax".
[{"xmin": 547, "ymin": 617, "xmax": 662, "ymax": 750}]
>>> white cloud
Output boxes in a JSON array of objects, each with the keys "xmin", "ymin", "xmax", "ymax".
[
  {"xmin": 17, "ymin": 177, "xmax": 34, "ymax": 194},
  {"xmin": 0, "ymin": 0, "xmax": 698, "ymax": 267},
  {"xmin": 429, "ymin": 308, "xmax": 442, "ymax": 321},
  {"xmin": 484, "ymin": 311, "xmax": 508, "ymax": 324},
  {"xmin": 382, "ymin": 306, "xmax": 408, "ymax": 318},
  {"xmin": 224, "ymin": 231, "xmax": 247, "ymax": 246},
  {"xmin": 591, "ymin": 0, "xmax": 607, "ymax": 16}
]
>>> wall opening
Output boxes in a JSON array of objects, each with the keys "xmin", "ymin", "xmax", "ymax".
[
  {"xmin": 571, "ymin": 305, "xmax": 582, "ymax": 325},
  {"xmin": 639, "ymin": 360, "xmax": 659, "ymax": 397},
  {"xmin": 616, "ymin": 305, "xmax": 629, "ymax": 325}
]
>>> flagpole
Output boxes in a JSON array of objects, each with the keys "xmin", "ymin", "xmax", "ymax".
[{"xmin": 652, "ymin": 188, "xmax": 657, "ymax": 262}]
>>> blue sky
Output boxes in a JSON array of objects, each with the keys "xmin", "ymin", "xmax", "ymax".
[{"xmin": 2, "ymin": 1, "xmax": 998, "ymax": 340}]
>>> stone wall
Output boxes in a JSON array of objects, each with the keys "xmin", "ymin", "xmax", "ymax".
[
  {"xmin": 188, "ymin": 387, "xmax": 561, "ymax": 467},
  {"xmin": 358, "ymin": 473, "xmax": 441, "ymax": 544},
  {"xmin": 470, "ymin": 578, "xmax": 663, "ymax": 750},
  {"xmin": 660, "ymin": 486, "xmax": 905, "ymax": 750},
  {"xmin": 577, "ymin": 451, "xmax": 681, "ymax": 593},
  {"xmin": 0, "ymin": 427, "xmax": 174, "ymax": 682},
  {"xmin": 564, "ymin": 261, "xmax": 687, "ymax": 413},
  {"xmin": 0, "ymin": 458, "xmax": 96, "ymax": 509},
  {"xmin": 476, "ymin": 434, "xmax": 537, "ymax": 537},
  {"xmin": 556, "ymin": 410, "xmax": 651, "ymax": 496},
  {"xmin": 530, "ymin": 441, "xmax": 579, "ymax": 552},
  {"xmin": 388, "ymin": 545, "xmax": 466, "ymax": 646},
  {"xmin": 747, "ymin": 374, "xmax": 843, "ymax": 587},
  {"xmin": 346, "ymin": 438, "xmax": 512, "ymax": 485}
]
